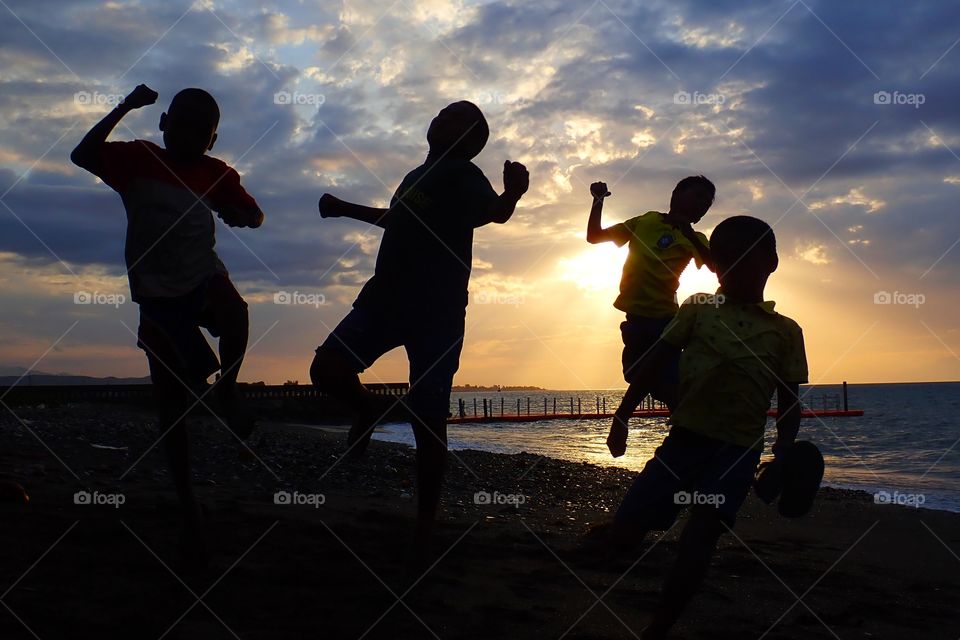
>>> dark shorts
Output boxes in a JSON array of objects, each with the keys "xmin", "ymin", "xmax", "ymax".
[
  {"xmin": 317, "ymin": 305, "xmax": 464, "ymax": 419},
  {"xmin": 621, "ymin": 314, "xmax": 678, "ymax": 399},
  {"xmin": 614, "ymin": 426, "xmax": 761, "ymax": 529},
  {"xmin": 137, "ymin": 273, "xmax": 248, "ymax": 403}
]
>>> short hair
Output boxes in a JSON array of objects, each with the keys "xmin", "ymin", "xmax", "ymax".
[
  {"xmin": 674, "ymin": 175, "xmax": 716, "ymax": 204},
  {"xmin": 710, "ymin": 215, "xmax": 776, "ymax": 269},
  {"xmin": 168, "ymin": 88, "xmax": 220, "ymax": 130},
  {"xmin": 453, "ymin": 100, "xmax": 489, "ymax": 159}
]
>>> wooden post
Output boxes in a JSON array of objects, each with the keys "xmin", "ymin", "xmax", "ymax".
[
  {"xmin": 501, "ymin": 397, "xmax": 504, "ymax": 416},
  {"xmin": 570, "ymin": 397, "xmax": 574, "ymax": 414},
  {"xmin": 473, "ymin": 398, "xmax": 477, "ymax": 417},
  {"xmin": 544, "ymin": 397, "xmax": 547, "ymax": 415},
  {"xmin": 578, "ymin": 398, "xmax": 581, "ymax": 415},
  {"xmin": 517, "ymin": 398, "xmax": 521, "ymax": 415},
  {"xmin": 527, "ymin": 397, "xmax": 530, "ymax": 415},
  {"xmin": 553, "ymin": 397, "xmax": 557, "ymax": 414},
  {"xmin": 843, "ymin": 381, "xmax": 848, "ymax": 411}
]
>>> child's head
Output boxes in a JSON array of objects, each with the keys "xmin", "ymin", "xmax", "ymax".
[
  {"xmin": 710, "ymin": 215, "xmax": 778, "ymax": 295},
  {"xmin": 159, "ymin": 88, "xmax": 220, "ymax": 161},
  {"xmin": 427, "ymin": 101, "xmax": 489, "ymax": 160},
  {"xmin": 669, "ymin": 175, "xmax": 715, "ymax": 223}
]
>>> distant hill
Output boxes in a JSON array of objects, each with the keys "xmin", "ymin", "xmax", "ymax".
[{"xmin": 0, "ymin": 367, "xmax": 150, "ymax": 386}]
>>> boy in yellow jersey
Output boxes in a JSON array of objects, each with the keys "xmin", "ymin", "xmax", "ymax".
[
  {"xmin": 586, "ymin": 176, "xmax": 715, "ymax": 457},
  {"xmin": 609, "ymin": 216, "xmax": 807, "ymax": 638}
]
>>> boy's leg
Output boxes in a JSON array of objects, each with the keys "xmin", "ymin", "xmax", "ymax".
[
  {"xmin": 310, "ymin": 307, "xmax": 401, "ymax": 456},
  {"xmin": 405, "ymin": 317, "xmax": 464, "ymax": 556},
  {"xmin": 201, "ymin": 273, "xmax": 255, "ymax": 439},
  {"xmin": 138, "ymin": 316, "xmax": 207, "ymax": 566},
  {"xmin": 609, "ymin": 316, "xmax": 678, "ymax": 456},
  {"xmin": 643, "ymin": 437, "xmax": 760, "ymax": 637},
  {"xmin": 642, "ymin": 506, "xmax": 724, "ymax": 639},
  {"xmin": 611, "ymin": 432, "xmax": 689, "ymax": 553}
]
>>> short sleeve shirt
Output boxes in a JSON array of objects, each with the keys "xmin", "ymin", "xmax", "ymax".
[
  {"xmin": 354, "ymin": 156, "xmax": 499, "ymax": 315},
  {"xmin": 611, "ymin": 211, "xmax": 709, "ymax": 318},
  {"xmin": 661, "ymin": 293, "xmax": 809, "ymax": 449},
  {"xmin": 96, "ymin": 140, "xmax": 258, "ymax": 301}
]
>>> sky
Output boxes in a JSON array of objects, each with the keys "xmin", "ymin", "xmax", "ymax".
[{"xmin": 1, "ymin": 0, "xmax": 959, "ymax": 388}]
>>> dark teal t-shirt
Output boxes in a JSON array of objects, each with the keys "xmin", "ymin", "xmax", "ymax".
[{"xmin": 354, "ymin": 156, "xmax": 498, "ymax": 314}]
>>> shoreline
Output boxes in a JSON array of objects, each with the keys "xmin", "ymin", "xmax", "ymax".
[{"xmin": 1, "ymin": 403, "xmax": 958, "ymax": 638}]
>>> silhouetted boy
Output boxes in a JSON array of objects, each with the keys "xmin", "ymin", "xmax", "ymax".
[
  {"xmin": 586, "ymin": 176, "xmax": 715, "ymax": 457},
  {"xmin": 607, "ymin": 216, "xmax": 807, "ymax": 638},
  {"xmin": 311, "ymin": 101, "xmax": 529, "ymax": 554},
  {"xmin": 71, "ymin": 84, "xmax": 264, "ymax": 564}
]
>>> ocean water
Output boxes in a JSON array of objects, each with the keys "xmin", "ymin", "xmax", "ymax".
[{"xmin": 373, "ymin": 382, "xmax": 960, "ymax": 512}]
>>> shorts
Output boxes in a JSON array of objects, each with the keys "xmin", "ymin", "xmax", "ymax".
[
  {"xmin": 317, "ymin": 305, "xmax": 465, "ymax": 420},
  {"xmin": 614, "ymin": 426, "xmax": 761, "ymax": 529},
  {"xmin": 621, "ymin": 314, "xmax": 678, "ymax": 402},
  {"xmin": 137, "ymin": 273, "xmax": 247, "ymax": 400}
]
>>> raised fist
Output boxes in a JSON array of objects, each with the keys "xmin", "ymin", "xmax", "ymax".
[
  {"xmin": 503, "ymin": 160, "xmax": 529, "ymax": 198},
  {"xmin": 122, "ymin": 84, "xmax": 158, "ymax": 110}
]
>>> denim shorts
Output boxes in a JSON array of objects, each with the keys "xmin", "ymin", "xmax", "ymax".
[
  {"xmin": 317, "ymin": 305, "xmax": 464, "ymax": 419},
  {"xmin": 614, "ymin": 426, "xmax": 761, "ymax": 529}
]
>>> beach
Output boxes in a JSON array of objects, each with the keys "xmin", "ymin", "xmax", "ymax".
[{"xmin": 1, "ymin": 403, "xmax": 957, "ymax": 639}]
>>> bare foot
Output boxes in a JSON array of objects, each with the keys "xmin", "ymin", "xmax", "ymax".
[
  {"xmin": 346, "ymin": 396, "xmax": 396, "ymax": 458},
  {"xmin": 607, "ymin": 414, "xmax": 629, "ymax": 457},
  {"xmin": 214, "ymin": 381, "xmax": 256, "ymax": 441}
]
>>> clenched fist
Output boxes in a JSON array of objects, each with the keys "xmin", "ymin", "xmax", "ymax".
[
  {"xmin": 590, "ymin": 181, "xmax": 611, "ymax": 200},
  {"xmin": 503, "ymin": 160, "xmax": 529, "ymax": 199},
  {"xmin": 122, "ymin": 84, "xmax": 158, "ymax": 110}
]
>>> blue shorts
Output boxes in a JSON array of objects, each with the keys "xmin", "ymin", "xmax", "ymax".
[
  {"xmin": 317, "ymin": 305, "xmax": 464, "ymax": 420},
  {"xmin": 621, "ymin": 314, "xmax": 679, "ymax": 401},
  {"xmin": 614, "ymin": 426, "xmax": 761, "ymax": 529}
]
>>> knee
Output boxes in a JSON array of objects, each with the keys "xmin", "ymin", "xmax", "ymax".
[{"xmin": 310, "ymin": 348, "xmax": 348, "ymax": 389}]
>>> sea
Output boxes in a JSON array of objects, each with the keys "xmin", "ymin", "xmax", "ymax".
[{"xmin": 371, "ymin": 382, "xmax": 960, "ymax": 513}]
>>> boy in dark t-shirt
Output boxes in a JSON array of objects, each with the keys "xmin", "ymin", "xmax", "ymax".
[{"xmin": 311, "ymin": 101, "xmax": 529, "ymax": 555}]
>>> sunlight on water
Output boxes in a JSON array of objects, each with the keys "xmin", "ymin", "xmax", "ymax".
[{"xmin": 373, "ymin": 383, "xmax": 960, "ymax": 512}]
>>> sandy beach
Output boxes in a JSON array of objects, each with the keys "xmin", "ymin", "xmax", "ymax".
[{"xmin": 0, "ymin": 403, "xmax": 957, "ymax": 639}]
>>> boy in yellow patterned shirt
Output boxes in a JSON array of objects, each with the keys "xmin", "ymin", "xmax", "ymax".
[{"xmin": 608, "ymin": 215, "xmax": 808, "ymax": 639}]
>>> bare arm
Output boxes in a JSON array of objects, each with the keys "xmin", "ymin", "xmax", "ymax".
[
  {"xmin": 680, "ymin": 226, "xmax": 715, "ymax": 272},
  {"xmin": 586, "ymin": 181, "xmax": 630, "ymax": 244},
  {"xmin": 70, "ymin": 84, "xmax": 157, "ymax": 175},
  {"xmin": 319, "ymin": 193, "xmax": 390, "ymax": 228},
  {"xmin": 772, "ymin": 381, "xmax": 801, "ymax": 457},
  {"xmin": 486, "ymin": 160, "xmax": 529, "ymax": 224}
]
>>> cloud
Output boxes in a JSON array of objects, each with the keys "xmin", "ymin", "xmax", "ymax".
[{"xmin": 0, "ymin": 0, "xmax": 958, "ymax": 383}]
